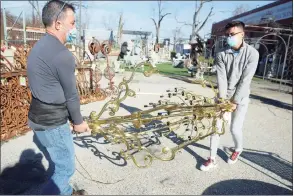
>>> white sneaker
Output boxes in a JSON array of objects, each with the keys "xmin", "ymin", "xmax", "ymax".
[
  {"xmin": 200, "ymin": 158, "xmax": 217, "ymax": 171},
  {"xmin": 227, "ymin": 150, "xmax": 242, "ymax": 164}
]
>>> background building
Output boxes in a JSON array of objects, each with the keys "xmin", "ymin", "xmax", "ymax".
[{"xmin": 207, "ymin": 0, "xmax": 293, "ymax": 82}]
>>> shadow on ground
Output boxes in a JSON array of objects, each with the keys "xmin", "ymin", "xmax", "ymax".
[
  {"xmin": 73, "ymin": 133, "xmax": 127, "ymax": 167},
  {"xmin": 202, "ymin": 179, "xmax": 293, "ymax": 195},
  {"xmin": 260, "ymin": 87, "xmax": 292, "ymax": 94},
  {"xmin": 165, "ymin": 75, "xmax": 218, "ymax": 89},
  {"xmin": 224, "ymin": 147, "xmax": 293, "ymax": 190},
  {"xmin": 76, "ymin": 102, "xmax": 293, "ymax": 193},
  {"xmin": 33, "ymin": 133, "xmax": 55, "ymax": 179},
  {"xmin": 104, "ymin": 103, "xmax": 294, "ymax": 187},
  {"xmin": 73, "ymin": 103, "xmax": 167, "ymax": 167},
  {"xmin": 165, "ymin": 75, "xmax": 292, "ymax": 111},
  {"xmin": 116, "ymin": 103, "xmax": 226, "ymax": 170},
  {"xmin": 159, "ymin": 70, "xmax": 190, "ymax": 77},
  {"xmin": 0, "ymin": 149, "xmax": 60, "ymax": 195},
  {"xmin": 118, "ymin": 105, "xmax": 293, "ymax": 191},
  {"xmin": 241, "ymin": 148, "xmax": 293, "ymax": 182},
  {"xmin": 249, "ymin": 94, "xmax": 292, "ymax": 110}
]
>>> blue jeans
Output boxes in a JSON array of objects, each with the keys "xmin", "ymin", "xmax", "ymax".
[{"xmin": 33, "ymin": 123, "xmax": 75, "ymax": 195}]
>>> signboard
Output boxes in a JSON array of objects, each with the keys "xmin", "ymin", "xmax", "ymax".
[
  {"xmin": 183, "ymin": 44, "xmax": 191, "ymax": 50},
  {"xmin": 236, "ymin": 1, "xmax": 292, "ymax": 25},
  {"xmin": 175, "ymin": 44, "xmax": 183, "ymax": 54},
  {"xmin": 163, "ymin": 38, "xmax": 170, "ymax": 46},
  {"xmin": 175, "ymin": 44, "xmax": 191, "ymax": 55}
]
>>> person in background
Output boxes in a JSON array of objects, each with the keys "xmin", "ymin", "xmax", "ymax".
[
  {"xmin": 1, "ymin": 41, "xmax": 6, "ymax": 52},
  {"xmin": 27, "ymin": 0, "xmax": 90, "ymax": 194},
  {"xmin": 200, "ymin": 21, "xmax": 259, "ymax": 171}
]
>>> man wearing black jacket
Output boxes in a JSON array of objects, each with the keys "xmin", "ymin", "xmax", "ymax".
[{"xmin": 27, "ymin": 0, "xmax": 90, "ymax": 195}]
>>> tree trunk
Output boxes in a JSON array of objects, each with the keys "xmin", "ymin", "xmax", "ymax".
[
  {"xmin": 173, "ymin": 36, "xmax": 176, "ymax": 51},
  {"xmin": 191, "ymin": 1, "xmax": 197, "ymax": 41},
  {"xmin": 156, "ymin": 27, "xmax": 159, "ymax": 44}
]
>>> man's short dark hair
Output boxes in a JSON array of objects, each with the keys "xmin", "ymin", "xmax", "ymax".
[
  {"xmin": 42, "ymin": 0, "xmax": 75, "ymax": 27},
  {"xmin": 225, "ymin": 21, "xmax": 245, "ymax": 31}
]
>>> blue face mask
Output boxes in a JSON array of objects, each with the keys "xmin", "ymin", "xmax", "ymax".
[
  {"xmin": 66, "ymin": 28, "xmax": 77, "ymax": 43},
  {"xmin": 227, "ymin": 36, "xmax": 238, "ymax": 47}
]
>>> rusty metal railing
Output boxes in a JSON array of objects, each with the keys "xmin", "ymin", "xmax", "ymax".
[
  {"xmin": 1, "ymin": 47, "xmax": 31, "ymax": 140},
  {"xmin": 0, "ymin": 40, "xmax": 119, "ymax": 141},
  {"xmin": 76, "ymin": 66, "xmax": 107, "ymax": 104}
]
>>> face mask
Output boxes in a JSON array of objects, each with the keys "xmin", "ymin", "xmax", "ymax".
[
  {"xmin": 66, "ymin": 28, "xmax": 77, "ymax": 43},
  {"xmin": 227, "ymin": 36, "xmax": 238, "ymax": 47}
]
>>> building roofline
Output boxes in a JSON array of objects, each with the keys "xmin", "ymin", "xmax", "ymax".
[
  {"xmin": 122, "ymin": 30, "xmax": 152, "ymax": 36},
  {"xmin": 213, "ymin": 0, "xmax": 292, "ymax": 26}
]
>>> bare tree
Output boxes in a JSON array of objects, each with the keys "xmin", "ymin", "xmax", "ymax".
[
  {"xmin": 150, "ymin": 0, "xmax": 171, "ymax": 45},
  {"xmin": 232, "ymin": 4, "xmax": 251, "ymax": 16},
  {"xmin": 175, "ymin": 0, "xmax": 213, "ymax": 41}
]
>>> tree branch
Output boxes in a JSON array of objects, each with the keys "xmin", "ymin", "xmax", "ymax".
[
  {"xmin": 158, "ymin": 0, "xmax": 162, "ymax": 20},
  {"xmin": 192, "ymin": 0, "xmax": 205, "ymax": 35},
  {"xmin": 175, "ymin": 15, "xmax": 193, "ymax": 27},
  {"xmin": 150, "ymin": 17, "xmax": 158, "ymax": 29},
  {"xmin": 196, "ymin": 7, "xmax": 213, "ymax": 33},
  {"xmin": 152, "ymin": 0, "xmax": 170, "ymax": 44},
  {"xmin": 195, "ymin": 1, "xmax": 204, "ymax": 19},
  {"xmin": 194, "ymin": 21, "xmax": 201, "ymax": 30},
  {"xmin": 159, "ymin": 13, "xmax": 171, "ymax": 24},
  {"xmin": 196, "ymin": 32, "xmax": 204, "ymax": 41},
  {"xmin": 203, "ymin": 0, "xmax": 213, "ymax": 4}
]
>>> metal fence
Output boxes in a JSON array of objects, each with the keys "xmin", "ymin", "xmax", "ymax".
[
  {"xmin": 0, "ymin": 4, "xmax": 108, "ymax": 141},
  {"xmin": 209, "ymin": 25, "xmax": 293, "ymax": 93},
  {"xmin": 1, "ymin": 5, "xmax": 45, "ymax": 47},
  {"xmin": 255, "ymin": 33, "xmax": 293, "ymax": 93},
  {"xmin": 1, "ymin": 46, "xmax": 32, "ymax": 141}
]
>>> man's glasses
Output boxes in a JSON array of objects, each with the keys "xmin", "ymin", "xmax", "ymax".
[{"xmin": 225, "ymin": 32, "xmax": 242, "ymax": 37}]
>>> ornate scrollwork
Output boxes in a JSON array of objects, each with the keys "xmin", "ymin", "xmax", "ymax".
[
  {"xmin": 86, "ymin": 60, "xmax": 234, "ymax": 168},
  {"xmin": 14, "ymin": 46, "xmax": 31, "ymax": 70}
]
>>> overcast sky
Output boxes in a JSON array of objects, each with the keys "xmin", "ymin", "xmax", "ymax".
[{"xmin": 1, "ymin": 1, "xmax": 274, "ymax": 39}]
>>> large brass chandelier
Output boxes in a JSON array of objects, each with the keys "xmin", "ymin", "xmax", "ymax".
[{"xmin": 84, "ymin": 40, "xmax": 234, "ymax": 168}]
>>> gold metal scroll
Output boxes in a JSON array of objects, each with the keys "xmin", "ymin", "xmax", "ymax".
[{"xmin": 86, "ymin": 62, "xmax": 233, "ymax": 168}]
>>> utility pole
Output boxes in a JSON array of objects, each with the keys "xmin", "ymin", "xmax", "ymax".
[{"xmin": 79, "ymin": 0, "xmax": 82, "ymax": 59}]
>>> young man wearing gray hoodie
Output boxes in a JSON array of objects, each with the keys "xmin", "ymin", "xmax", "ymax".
[{"xmin": 200, "ymin": 21, "xmax": 259, "ymax": 171}]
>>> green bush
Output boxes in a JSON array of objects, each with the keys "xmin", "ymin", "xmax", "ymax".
[
  {"xmin": 197, "ymin": 55, "xmax": 214, "ymax": 65},
  {"xmin": 170, "ymin": 51, "xmax": 176, "ymax": 59}
]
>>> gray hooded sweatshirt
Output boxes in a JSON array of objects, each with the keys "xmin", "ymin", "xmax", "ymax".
[{"xmin": 215, "ymin": 41, "xmax": 259, "ymax": 104}]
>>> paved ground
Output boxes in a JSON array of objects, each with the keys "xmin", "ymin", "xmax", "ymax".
[{"xmin": 1, "ymin": 72, "xmax": 293, "ymax": 195}]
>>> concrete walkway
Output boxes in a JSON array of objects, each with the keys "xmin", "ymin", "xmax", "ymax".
[{"xmin": 1, "ymin": 72, "xmax": 292, "ymax": 195}]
